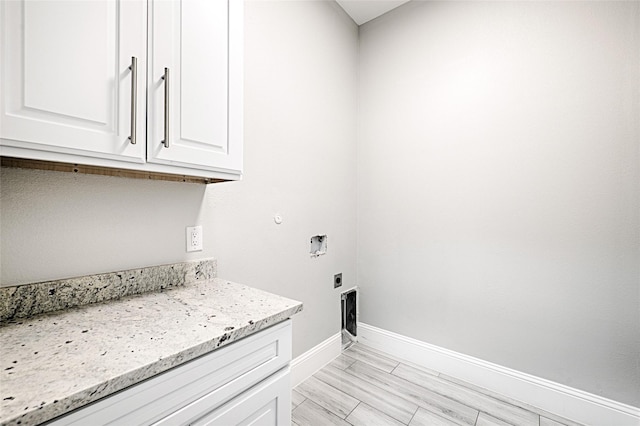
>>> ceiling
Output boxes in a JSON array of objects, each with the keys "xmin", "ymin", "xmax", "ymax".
[{"xmin": 336, "ymin": 0, "xmax": 410, "ymax": 25}]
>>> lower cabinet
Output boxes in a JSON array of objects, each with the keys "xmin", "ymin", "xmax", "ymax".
[
  {"xmin": 186, "ymin": 368, "xmax": 291, "ymax": 426},
  {"xmin": 47, "ymin": 320, "xmax": 292, "ymax": 426}
]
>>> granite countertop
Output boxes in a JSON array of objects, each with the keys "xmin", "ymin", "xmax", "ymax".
[{"xmin": 0, "ymin": 276, "xmax": 303, "ymax": 426}]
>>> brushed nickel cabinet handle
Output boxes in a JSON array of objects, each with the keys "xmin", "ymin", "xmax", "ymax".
[
  {"xmin": 128, "ymin": 57, "xmax": 137, "ymax": 145},
  {"xmin": 162, "ymin": 67, "xmax": 170, "ymax": 148}
]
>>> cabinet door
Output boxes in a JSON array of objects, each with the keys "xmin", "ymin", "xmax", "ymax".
[
  {"xmin": 0, "ymin": 0, "xmax": 146, "ymax": 163},
  {"xmin": 148, "ymin": 0, "xmax": 243, "ymax": 174}
]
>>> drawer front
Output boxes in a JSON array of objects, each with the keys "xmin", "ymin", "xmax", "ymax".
[
  {"xmin": 188, "ymin": 367, "xmax": 291, "ymax": 426},
  {"xmin": 48, "ymin": 320, "xmax": 292, "ymax": 426}
]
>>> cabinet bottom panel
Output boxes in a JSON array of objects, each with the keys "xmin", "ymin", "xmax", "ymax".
[{"xmin": 1, "ymin": 156, "xmax": 231, "ymax": 184}]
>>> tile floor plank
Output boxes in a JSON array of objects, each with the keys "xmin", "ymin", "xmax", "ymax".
[
  {"xmin": 292, "ymin": 399, "xmax": 353, "ymax": 426},
  {"xmin": 346, "ymin": 402, "xmax": 406, "ymax": 426},
  {"xmin": 329, "ymin": 353, "xmax": 357, "ymax": 370},
  {"xmin": 292, "ymin": 389, "xmax": 306, "ymax": 410},
  {"xmin": 393, "ymin": 363, "xmax": 538, "ymax": 426},
  {"xmin": 541, "ymin": 417, "xmax": 570, "ymax": 426},
  {"xmin": 315, "ymin": 364, "xmax": 419, "ymax": 424},
  {"xmin": 475, "ymin": 412, "xmax": 513, "ymax": 426},
  {"xmin": 346, "ymin": 360, "xmax": 479, "ymax": 425},
  {"xmin": 409, "ymin": 407, "xmax": 466, "ymax": 426},
  {"xmin": 295, "ymin": 375, "xmax": 359, "ymax": 418},
  {"xmin": 349, "ymin": 342, "xmax": 402, "ymax": 359},
  {"xmin": 438, "ymin": 373, "xmax": 583, "ymax": 426},
  {"xmin": 354, "ymin": 344, "xmax": 439, "ymax": 377},
  {"xmin": 344, "ymin": 344, "xmax": 399, "ymax": 373},
  {"xmin": 293, "ymin": 344, "xmax": 584, "ymax": 426},
  {"xmin": 393, "ymin": 360, "xmax": 440, "ymax": 377}
]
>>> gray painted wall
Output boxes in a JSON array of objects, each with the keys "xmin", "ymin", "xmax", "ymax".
[
  {"xmin": 357, "ymin": 1, "xmax": 639, "ymax": 407},
  {"xmin": 0, "ymin": 0, "xmax": 358, "ymax": 359},
  {"xmin": 2, "ymin": 0, "xmax": 638, "ymax": 408}
]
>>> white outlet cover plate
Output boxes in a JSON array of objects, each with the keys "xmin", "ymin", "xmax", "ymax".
[{"xmin": 186, "ymin": 226, "xmax": 203, "ymax": 252}]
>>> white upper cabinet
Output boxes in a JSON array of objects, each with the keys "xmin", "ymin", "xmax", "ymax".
[
  {"xmin": 148, "ymin": 0, "xmax": 243, "ymax": 174},
  {"xmin": 0, "ymin": 0, "xmax": 147, "ymax": 163},
  {"xmin": 0, "ymin": 0, "xmax": 243, "ymax": 182}
]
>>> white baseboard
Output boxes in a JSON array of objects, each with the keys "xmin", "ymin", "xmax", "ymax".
[
  {"xmin": 290, "ymin": 332, "xmax": 341, "ymax": 388},
  {"xmin": 359, "ymin": 323, "xmax": 640, "ymax": 426}
]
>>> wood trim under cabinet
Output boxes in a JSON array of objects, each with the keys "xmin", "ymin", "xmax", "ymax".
[{"xmin": 1, "ymin": 156, "xmax": 228, "ymax": 184}]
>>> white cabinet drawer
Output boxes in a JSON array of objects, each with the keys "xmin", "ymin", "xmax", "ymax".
[
  {"xmin": 161, "ymin": 367, "xmax": 291, "ymax": 426},
  {"xmin": 48, "ymin": 320, "xmax": 292, "ymax": 426}
]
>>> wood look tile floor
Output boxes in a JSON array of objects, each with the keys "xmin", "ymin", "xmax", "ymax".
[{"xmin": 292, "ymin": 344, "xmax": 583, "ymax": 426}]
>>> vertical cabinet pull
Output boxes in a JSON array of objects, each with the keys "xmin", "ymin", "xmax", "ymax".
[
  {"xmin": 128, "ymin": 57, "xmax": 137, "ymax": 145},
  {"xmin": 162, "ymin": 67, "xmax": 170, "ymax": 148}
]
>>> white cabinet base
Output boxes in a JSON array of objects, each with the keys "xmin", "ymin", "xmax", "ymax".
[{"xmin": 48, "ymin": 321, "xmax": 292, "ymax": 426}]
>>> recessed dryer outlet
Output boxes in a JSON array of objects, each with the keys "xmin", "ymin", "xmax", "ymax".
[{"xmin": 334, "ymin": 273, "xmax": 342, "ymax": 288}]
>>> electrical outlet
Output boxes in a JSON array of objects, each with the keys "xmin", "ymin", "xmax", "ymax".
[
  {"xmin": 186, "ymin": 226, "xmax": 203, "ymax": 252},
  {"xmin": 334, "ymin": 273, "xmax": 342, "ymax": 288}
]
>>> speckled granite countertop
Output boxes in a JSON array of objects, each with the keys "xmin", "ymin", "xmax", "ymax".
[{"xmin": 0, "ymin": 277, "xmax": 303, "ymax": 426}]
